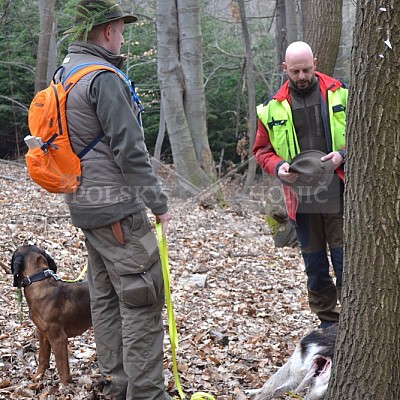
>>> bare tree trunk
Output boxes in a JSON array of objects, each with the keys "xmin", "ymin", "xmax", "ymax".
[
  {"xmin": 301, "ymin": 0, "xmax": 343, "ymax": 76},
  {"xmin": 47, "ymin": 18, "xmax": 58, "ymax": 81},
  {"xmin": 237, "ymin": 0, "xmax": 257, "ymax": 192},
  {"xmin": 156, "ymin": 0, "xmax": 214, "ymax": 198},
  {"xmin": 326, "ymin": 1, "xmax": 400, "ymax": 399},
  {"xmin": 35, "ymin": 0, "xmax": 55, "ymax": 92},
  {"xmin": 177, "ymin": 0, "xmax": 215, "ymax": 179},
  {"xmin": 152, "ymin": 94, "xmax": 166, "ymax": 174},
  {"xmin": 275, "ymin": 0, "xmax": 288, "ymax": 88},
  {"xmin": 333, "ymin": 0, "xmax": 355, "ymax": 81},
  {"xmin": 275, "ymin": 0, "xmax": 287, "ymax": 63},
  {"xmin": 39, "ymin": 0, "xmax": 58, "ymax": 82},
  {"xmin": 284, "ymin": 0, "xmax": 299, "ymax": 44}
]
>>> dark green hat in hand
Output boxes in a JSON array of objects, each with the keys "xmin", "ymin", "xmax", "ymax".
[
  {"xmin": 66, "ymin": 0, "xmax": 137, "ymax": 40},
  {"xmin": 288, "ymin": 150, "xmax": 334, "ymax": 195}
]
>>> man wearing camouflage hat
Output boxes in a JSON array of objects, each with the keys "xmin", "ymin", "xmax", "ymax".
[{"xmin": 62, "ymin": 1, "xmax": 172, "ymax": 399}]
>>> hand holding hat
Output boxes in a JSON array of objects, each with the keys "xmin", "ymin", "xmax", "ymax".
[{"xmin": 288, "ymin": 150, "xmax": 334, "ymax": 194}]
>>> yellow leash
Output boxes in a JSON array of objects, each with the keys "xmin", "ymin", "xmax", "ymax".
[
  {"xmin": 155, "ymin": 224, "xmax": 215, "ymax": 400},
  {"xmin": 63, "ymin": 262, "xmax": 88, "ymax": 283}
]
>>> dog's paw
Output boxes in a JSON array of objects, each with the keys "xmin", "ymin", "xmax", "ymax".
[{"xmin": 31, "ymin": 371, "xmax": 46, "ymax": 381}]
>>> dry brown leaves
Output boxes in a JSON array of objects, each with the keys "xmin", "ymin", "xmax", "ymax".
[{"xmin": 0, "ymin": 160, "xmax": 318, "ymax": 399}]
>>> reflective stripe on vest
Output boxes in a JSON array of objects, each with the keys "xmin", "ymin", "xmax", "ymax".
[
  {"xmin": 327, "ymin": 88, "xmax": 346, "ymax": 152},
  {"xmin": 257, "ymin": 87, "xmax": 347, "ymax": 161},
  {"xmin": 257, "ymin": 99, "xmax": 298, "ymax": 161}
]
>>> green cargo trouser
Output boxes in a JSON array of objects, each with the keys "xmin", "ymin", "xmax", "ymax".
[{"xmin": 82, "ymin": 210, "xmax": 171, "ymax": 400}]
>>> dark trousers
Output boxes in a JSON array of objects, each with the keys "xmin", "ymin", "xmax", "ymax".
[{"xmin": 295, "ymin": 209, "xmax": 343, "ymax": 323}]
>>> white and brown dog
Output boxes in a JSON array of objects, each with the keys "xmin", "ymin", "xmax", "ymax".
[{"xmin": 252, "ymin": 324, "xmax": 337, "ymax": 400}]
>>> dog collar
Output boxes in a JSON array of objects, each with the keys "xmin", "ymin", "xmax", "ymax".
[{"xmin": 20, "ymin": 269, "xmax": 61, "ymax": 288}]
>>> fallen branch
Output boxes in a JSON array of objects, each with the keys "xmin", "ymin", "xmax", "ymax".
[
  {"xmin": 20, "ymin": 212, "xmax": 71, "ymax": 219},
  {"xmin": 0, "ymin": 175, "xmax": 20, "ymax": 182},
  {"xmin": 227, "ymin": 251, "xmax": 275, "ymax": 258},
  {"xmin": 0, "ymin": 260, "xmax": 9, "ymax": 273},
  {"xmin": 0, "ymin": 159, "xmax": 25, "ymax": 167}
]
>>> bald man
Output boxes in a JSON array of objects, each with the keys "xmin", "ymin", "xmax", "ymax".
[{"xmin": 253, "ymin": 41, "xmax": 348, "ymax": 328}]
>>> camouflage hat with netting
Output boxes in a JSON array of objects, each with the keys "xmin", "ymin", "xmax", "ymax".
[{"xmin": 66, "ymin": 0, "xmax": 137, "ymax": 40}]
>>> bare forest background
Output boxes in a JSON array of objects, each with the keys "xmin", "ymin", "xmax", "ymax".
[
  {"xmin": 0, "ymin": 0, "xmax": 356, "ymax": 196},
  {"xmin": 1, "ymin": 1, "xmax": 400, "ymax": 399}
]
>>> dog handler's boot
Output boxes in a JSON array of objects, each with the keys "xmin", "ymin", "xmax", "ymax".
[
  {"xmin": 98, "ymin": 372, "xmax": 128, "ymax": 400},
  {"xmin": 308, "ymin": 283, "xmax": 340, "ymax": 327}
]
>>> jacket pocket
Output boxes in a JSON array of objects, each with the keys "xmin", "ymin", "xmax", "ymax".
[
  {"xmin": 114, "ymin": 211, "xmax": 163, "ymax": 307},
  {"xmin": 268, "ymin": 124, "xmax": 288, "ymax": 155}
]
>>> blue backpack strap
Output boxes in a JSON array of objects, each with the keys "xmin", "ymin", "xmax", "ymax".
[{"xmin": 77, "ymin": 133, "xmax": 105, "ymax": 159}]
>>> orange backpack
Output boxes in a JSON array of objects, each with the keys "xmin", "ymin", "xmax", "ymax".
[{"xmin": 26, "ymin": 64, "xmax": 128, "ymax": 193}]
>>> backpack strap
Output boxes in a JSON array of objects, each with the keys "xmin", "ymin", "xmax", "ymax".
[
  {"xmin": 60, "ymin": 63, "xmax": 145, "ymax": 159},
  {"xmin": 62, "ymin": 64, "xmax": 119, "ymax": 92},
  {"xmin": 52, "ymin": 65, "xmax": 65, "ymax": 84},
  {"xmin": 60, "ymin": 63, "xmax": 133, "ymax": 160},
  {"xmin": 62, "ymin": 63, "xmax": 143, "ymax": 109},
  {"xmin": 77, "ymin": 132, "xmax": 104, "ymax": 159}
]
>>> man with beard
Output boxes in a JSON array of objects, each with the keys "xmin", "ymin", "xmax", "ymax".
[{"xmin": 253, "ymin": 41, "xmax": 348, "ymax": 328}]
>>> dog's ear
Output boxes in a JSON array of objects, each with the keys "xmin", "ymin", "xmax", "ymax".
[
  {"xmin": 11, "ymin": 251, "xmax": 24, "ymax": 288},
  {"xmin": 43, "ymin": 251, "xmax": 57, "ymax": 273}
]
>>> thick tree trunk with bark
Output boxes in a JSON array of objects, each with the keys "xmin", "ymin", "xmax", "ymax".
[
  {"xmin": 326, "ymin": 1, "xmax": 400, "ymax": 399},
  {"xmin": 156, "ymin": 0, "xmax": 215, "ymax": 198},
  {"xmin": 301, "ymin": 0, "xmax": 342, "ymax": 76}
]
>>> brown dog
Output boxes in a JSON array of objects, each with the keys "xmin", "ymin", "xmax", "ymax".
[{"xmin": 11, "ymin": 245, "xmax": 92, "ymax": 385}]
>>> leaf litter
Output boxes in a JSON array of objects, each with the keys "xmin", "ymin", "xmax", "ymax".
[{"xmin": 0, "ymin": 161, "xmax": 318, "ymax": 399}]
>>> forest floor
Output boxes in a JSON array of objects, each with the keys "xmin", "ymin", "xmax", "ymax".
[{"xmin": 0, "ymin": 160, "xmax": 318, "ymax": 400}]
